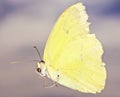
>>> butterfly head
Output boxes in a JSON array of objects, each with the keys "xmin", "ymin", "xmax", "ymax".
[{"xmin": 36, "ymin": 60, "xmax": 46, "ymax": 77}]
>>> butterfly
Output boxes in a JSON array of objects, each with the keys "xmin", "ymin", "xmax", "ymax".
[{"xmin": 35, "ymin": 3, "xmax": 106, "ymax": 94}]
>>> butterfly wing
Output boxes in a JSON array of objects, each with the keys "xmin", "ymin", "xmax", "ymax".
[
  {"xmin": 44, "ymin": 3, "xmax": 89, "ymax": 63},
  {"xmin": 43, "ymin": 3, "xmax": 106, "ymax": 93},
  {"xmin": 46, "ymin": 34, "xmax": 106, "ymax": 93}
]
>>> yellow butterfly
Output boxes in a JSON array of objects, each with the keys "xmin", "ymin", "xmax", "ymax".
[{"xmin": 35, "ymin": 3, "xmax": 106, "ymax": 94}]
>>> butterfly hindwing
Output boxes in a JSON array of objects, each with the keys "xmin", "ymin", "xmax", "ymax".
[{"xmin": 55, "ymin": 34, "xmax": 106, "ymax": 93}]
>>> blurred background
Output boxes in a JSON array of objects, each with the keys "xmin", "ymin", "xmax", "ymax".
[{"xmin": 0, "ymin": 0, "xmax": 120, "ymax": 97}]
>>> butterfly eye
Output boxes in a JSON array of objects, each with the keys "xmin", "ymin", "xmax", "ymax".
[{"xmin": 37, "ymin": 68, "xmax": 41, "ymax": 73}]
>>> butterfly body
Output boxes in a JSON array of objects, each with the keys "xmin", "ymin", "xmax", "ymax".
[{"xmin": 36, "ymin": 3, "xmax": 106, "ymax": 94}]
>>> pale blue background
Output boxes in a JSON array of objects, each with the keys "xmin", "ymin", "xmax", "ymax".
[{"xmin": 0, "ymin": 0, "xmax": 120, "ymax": 97}]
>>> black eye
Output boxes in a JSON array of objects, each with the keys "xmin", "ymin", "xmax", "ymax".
[{"xmin": 37, "ymin": 68, "xmax": 41, "ymax": 73}]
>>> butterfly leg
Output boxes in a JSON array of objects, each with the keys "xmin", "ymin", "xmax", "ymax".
[{"xmin": 44, "ymin": 74, "xmax": 60, "ymax": 88}]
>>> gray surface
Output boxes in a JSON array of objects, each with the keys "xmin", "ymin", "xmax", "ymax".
[{"xmin": 0, "ymin": 0, "xmax": 120, "ymax": 97}]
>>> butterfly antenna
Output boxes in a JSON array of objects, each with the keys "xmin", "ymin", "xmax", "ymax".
[
  {"xmin": 33, "ymin": 46, "xmax": 42, "ymax": 61},
  {"xmin": 10, "ymin": 60, "xmax": 39, "ymax": 64}
]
